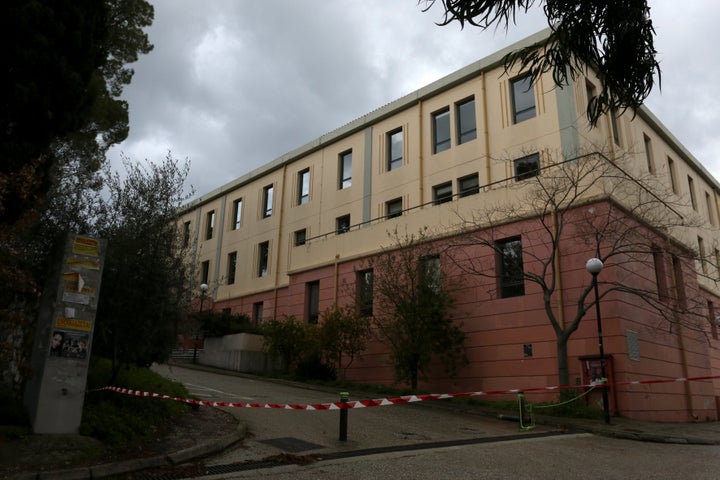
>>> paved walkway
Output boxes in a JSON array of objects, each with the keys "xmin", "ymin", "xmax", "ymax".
[{"xmin": 6, "ymin": 364, "xmax": 720, "ymax": 479}]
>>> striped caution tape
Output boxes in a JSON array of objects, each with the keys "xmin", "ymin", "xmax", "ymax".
[{"xmin": 97, "ymin": 374, "xmax": 720, "ymax": 410}]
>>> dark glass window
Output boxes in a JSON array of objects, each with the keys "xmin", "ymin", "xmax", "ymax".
[
  {"xmin": 421, "ymin": 255, "xmax": 441, "ymax": 293},
  {"xmin": 298, "ymin": 169, "xmax": 310, "ymax": 205},
  {"xmin": 253, "ymin": 302, "xmax": 263, "ymax": 325},
  {"xmin": 497, "ymin": 238, "xmax": 525, "ymax": 298},
  {"xmin": 294, "ymin": 228, "xmax": 307, "ymax": 246},
  {"xmin": 336, "ymin": 214, "xmax": 351, "ymax": 234},
  {"xmin": 205, "ymin": 211, "xmax": 215, "ymax": 240},
  {"xmin": 339, "ymin": 151, "xmax": 352, "ymax": 189},
  {"xmin": 232, "ymin": 198, "xmax": 242, "ymax": 230},
  {"xmin": 514, "ymin": 153, "xmax": 540, "ymax": 181},
  {"xmin": 227, "ymin": 252, "xmax": 237, "ymax": 285},
  {"xmin": 262, "ymin": 185, "xmax": 273, "ymax": 218},
  {"xmin": 183, "ymin": 221, "xmax": 191, "ymax": 247},
  {"xmin": 457, "ymin": 98, "xmax": 477, "ymax": 144},
  {"xmin": 386, "ymin": 198, "xmax": 403, "ymax": 219},
  {"xmin": 307, "ymin": 281, "xmax": 320, "ymax": 324},
  {"xmin": 258, "ymin": 241, "xmax": 269, "ymax": 277},
  {"xmin": 201, "ymin": 260, "xmax": 210, "ymax": 285},
  {"xmin": 458, "ymin": 174, "xmax": 479, "ymax": 198},
  {"xmin": 432, "ymin": 109, "xmax": 451, "ymax": 153},
  {"xmin": 433, "ymin": 182, "xmax": 453, "ymax": 205},
  {"xmin": 511, "ymin": 75, "xmax": 536, "ymax": 123},
  {"xmin": 387, "ymin": 129, "xmax": 403, "ymax": 171},
  {"xmin": 357, "ymin": 269, "xmax": 373, "ymax": 316}
]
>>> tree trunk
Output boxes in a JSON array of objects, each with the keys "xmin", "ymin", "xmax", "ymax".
[{"xmin": 556, "ymin": 336, "xmax": 571, "ymax": 398}]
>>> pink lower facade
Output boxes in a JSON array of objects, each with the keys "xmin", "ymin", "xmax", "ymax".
[{"xmin": 208, "ymin": 204, "xmax": 720, "ymax": 423}]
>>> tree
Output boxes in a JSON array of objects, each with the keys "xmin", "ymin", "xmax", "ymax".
[
  {"xmin": 92, "ymin": 153, "xmax": 194, "ymax": 379},
  {"xmin": 449, "ymin": 150, "xmax": 706, "ymax": 390},
  {"xmin": 422, "ymin": 0, "xmax": 660, "ymax": 126},
  {"xmin": 318, "ymin": 304, "xmax": 372, "ymax": 379},
  {"xmin": 367, "ymin": 228, "xmax": 467, "ymax": 390},
  {"xmin": 0, "ymin": 0, "xmax": 153, "ymax": 226},
  {"xmin": 261, "ymin": 316, "xmax": 312, "ymax": 374}
]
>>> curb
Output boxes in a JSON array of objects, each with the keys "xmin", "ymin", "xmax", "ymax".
[{"xmin": 9, "ymin": 423, "xmax": 247, "ymax": 480}]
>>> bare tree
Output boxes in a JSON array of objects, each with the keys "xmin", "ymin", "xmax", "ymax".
[
  {"xmin": 318, "ymin": 304, "xmax": 372, "ymax": 379},
  {"xmin": 449, "ymin": 150, "xmax": 708, "ymax": 389},
  {"xmin": 366, "ymin": 227, "xmax": 467, "ymax": 390}
]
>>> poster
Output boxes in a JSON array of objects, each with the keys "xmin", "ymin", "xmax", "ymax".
[{"xmin": 49, "ymin": 330, "xmax": 89, "ymax": 359}]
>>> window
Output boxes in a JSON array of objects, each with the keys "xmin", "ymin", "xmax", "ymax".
[
  {"xmin": 667, "ymin": 157, "xmax": 677, "ymax": 193},
  {"xmin": 201, "ymin": 260, "xmax": 210, "ymax": 285},
  {"xmin": 457, "ymin": 97, "xmax": 477, "ymax": 144},
  {"xmin": 652, "ymin": 247, "xmax": 669, "ymax": 302},
  {"xmin": 514, "ymin": 153, "xmax": 540, "ymax": 181},
  {"xmin": 497, "ymin": 237, "xmax": 525, "ymax": 298},
  {"xmin": 205, "ymin": 211, "xmax": 215, "ymax": 240},
  {"xmin": 671, "ymin": 255, "xmax": 687, "ymax": 308},
  {"xmin": 336, "ymin": 214, "xmax": 351, "ymax": 234},
  {"xmin": 227, "ymin": 251, "xmax": 237, "ymax": 285},
  {"xmin": 253, "ymin": 302, "xmax": 263, "ymax": 325},
  {"xmin": 183, "ymin": 221, "xmax": 191, "ymax": 247},
  {"xmin": 643, "ymin": 134, "xmax": 654, "ymax": 174},
  {"xmin": 709, "ymin": 301, "xmax": 718, "ymax": 340},
  {"xmin": 715, "ymin": 249, "xmax": 720, "ymax": 281},
  {"xmin": 688, "ymin": 176, "xmax": 697, "ymax": 210},
  {"xmin": 432, "ymin": 182, "xmax": 453, "ymax": 205},
  {"xmin": 357, "ymin": 269, "xmax": 373, "ymax": 316},
  {"xmin": 262, "ymin": 184, "xmax": 274, "ymax": 218},
  {"xmin": 585, "ymin": 80, "xmax": 597, "ymax": 105},
  {"xmin": 698, "ymin": 236, "xmax": 707, "ymax": 274},
  {"xmin": 307, "ymin": 281, "xmax": 320, "ymax": 324},
  {"xmin": 386, "ymin": 198, "xmax": 403, "ymax": 219},
  {"xmin": 232, "ymin": 198, "xmax": 243, "ymax": 230},
  {"xmin": 421, "ymin": 255, "xmax": 441, "ymax": 293},
  {"xmin": 339, "ymin": 150, "xmax": 352, "ymax": 189},
  {"xmin": 387, "ymin": 128, "xmax": 403, "ymax": 171},
  {"xmin": 294, "ymin": 228, "xmax": 307, "ymax": 246},
  {"xmin": 706, "ymin": 192, "xmax": 716, "ymax": 225},
  {"xmin": 610, "ymin": 109, "xmax": 621, "ymax": 146},
  {"xmin": 432, "ymin": 108, "xmax": 451, "ymax": 153},
  {"xmin": 458, "ymin": 174, "xmax": 479, "ymax": 198},
  {"xmin": 297, "ymin": 168, "xmax": 310, "ymax": 205},
  {"xmin": 257, "ymin": 241, "xmax": 269, "ymax": 277},
  {"xmin": 511, "ymin": 75, "xmax": 536, "ymax": 123}
]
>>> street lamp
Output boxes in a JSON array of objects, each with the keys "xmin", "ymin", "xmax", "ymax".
[
  {"xmin": 585, "ymin": 258, "xmax": 611, "ymax": 424},
  {"xmin": 193, "ymin": 283, "xmax": 209, "ymax": 364}
]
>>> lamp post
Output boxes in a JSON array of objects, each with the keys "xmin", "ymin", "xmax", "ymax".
[
  {"xmin": 585, "ymin": 258, "xmax": 611, "ymax": 424},
  {"xmin": 193, "ymin": 283, "xmax": 209, "ymax": 364}
]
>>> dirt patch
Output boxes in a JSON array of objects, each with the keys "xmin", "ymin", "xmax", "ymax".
[{"xmin": 0, "ymin": 406, "xmax": 239, "ymax": 478}]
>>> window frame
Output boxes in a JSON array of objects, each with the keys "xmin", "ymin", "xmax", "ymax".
[
  {"xmin": 386, "ymin": 197, "xmax": 403, "ymax": 219},
  {"xmin": 205, "ymin": 211, "xmax": 215, "ymax": 240},
  {"xmin": 257, "ymin": 241, "xmax": 269, "ymax": 277},
  {"xmin": 183, "ymin": 221, "xmax": 191, "ymax": 247},
  {"xmin": 339, "ymin": 150, "xmax": 352, "ymax": 189},
  {"xmin": 432, "ymin": 108, "xmax": 451, "ymax": 154},
  {"xmin": 227, "ymin": 251, "xmax": 237, "ymax": 285},
  {"xmin": 387, "ymin": 128, "xmax": 403, "ymax": 171},
  {"xmin": 688, "ymin": 175, "xmax": 697, "ymax": 210},
  {"xmin": 262, "ymin": 184, "xmax": 274, "ymax": 218},
  {"xmin": 421, "ymin": 255, "xmax": 441, "ymax": 294},
  {"xmin": 336, "ymin": 214, "xmax": 351, "ymax": 234},
  {"xmin": 356, "ymin": 269, "xmax": 374, "ymax": 316},
  {"xmin": 297, "ymin": 168, "xmax": 310, "ymax": 205},
  {"xmin": 253, "ymin": 301, "xmax": 263, "ymax": 325},
  {"xmin": 294, "ymin": 228, "xmax": 307, "ymax": 246},
  {"xmin": 643, "ymin": 134, "xmax": 654, "ymax": 174},
  {"xmin": 201, "ymin": 260, "xmax": 210, "ymax": 285},
  {"xmin": 306, "ymin": 281, "xmax": 320, "ymax": 324},
  {"xmin": 231, "ymin": 198, "xmax": 243, "ymax": 230},
  {"xmin": 514, "ymin": 153, "xmax": 540, "ymax": 181},
  {"xmin": 458, "ymin": 174, "xmax": 479, "ymax": 198},
  {"xmin": 496, "ymin": 237, "xmax": 525, "ymax": 298},
  {"xmin": 456, "ymin": 97, "xmax": 477, "ymax": 145},
  {"xmin": 668, "ymin": 157, "xmax": 677, "ymax": 193},
  {"xmin": 432, "ymin": 182, "xmax": 453, "ymax": 205},
  {"xmin": 511, "ymin": 74, "xmax": 536, "ymax": 123}
]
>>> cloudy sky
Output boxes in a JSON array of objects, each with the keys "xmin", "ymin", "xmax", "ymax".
[{"xmin": 108, "ymin": 1, "xmax": 720, "ymax": 199}]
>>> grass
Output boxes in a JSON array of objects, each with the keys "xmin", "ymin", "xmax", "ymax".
[{"xmin": 80, "ymin": 357, "xmax": 190, "ymax": 446}]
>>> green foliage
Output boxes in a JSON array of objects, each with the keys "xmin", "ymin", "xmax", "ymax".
[
  {"xmin": 0, "ymin": 391, "xmax": 29, "ymax": 426},
  {"xmin": 261, "ymin": 316, "xmax": 312, "ymax": 373},
  {"xmin": 318, "ymin": 305, "xmax": 371, "ymax": 379},
  {"xmin": 202, "ymin": 310, "xmax": 259, "ymax": 337},
  {"xmin": 369, "ymin": 228, "xmax": 468, "ymax": 390},
  {"xmin": 92, "ymin": 154, "xmax": 194, "ymax": 375},
  {"xmin": 423, "ymin": 0, "xmax": 659, "ymax": 126},
  {"xmin": 81, "ymin": 357, "xmax": 188, "ymax": 445}
]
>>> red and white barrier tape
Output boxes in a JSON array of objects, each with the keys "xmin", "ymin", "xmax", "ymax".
[{"xmin": 97, "ymin": 375, "xmax": 720, "ymax": 410}]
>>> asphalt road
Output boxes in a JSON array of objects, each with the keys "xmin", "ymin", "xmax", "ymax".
[{"xmin": 154, "ymin": 365, "xmax": 720, "ymax": 479}]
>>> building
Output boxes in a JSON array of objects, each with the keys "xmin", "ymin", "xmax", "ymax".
[{"xmin": 178, "ymin": 30, "xmax": 720, "ymax": 422}]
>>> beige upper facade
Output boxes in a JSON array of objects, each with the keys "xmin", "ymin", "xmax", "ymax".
[{"xmin": 178, "ymin": 29, "xmax": 720, "ymax": 305}]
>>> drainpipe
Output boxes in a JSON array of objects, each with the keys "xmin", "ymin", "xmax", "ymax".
[
  {"xmin": 272, "ymin": 164, "xmax": 288, "ymax": 319},
  {"xmin": 417, "ymin": 100, "xmax": 424, "ymax": 205},
  {"xmin": 482, "ymin": 72, "xmax": 491, "ymax": 188},
  {"xmin": 333, "ymin": 254, "xmax": 340, "ymax": 305}
]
